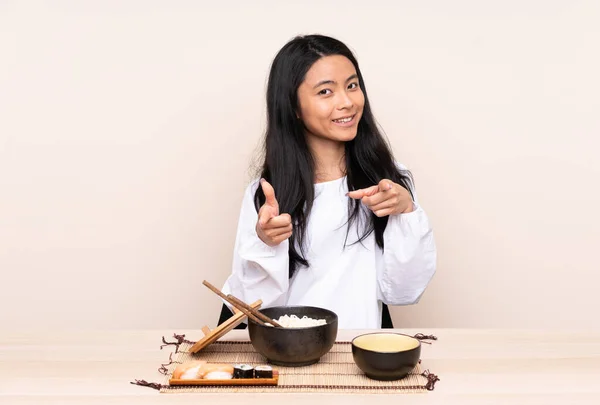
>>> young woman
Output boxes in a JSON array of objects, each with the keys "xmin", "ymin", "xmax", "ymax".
[{"xmin": 220, "ymin": 34, "xmax": 436, "ymax": 329}]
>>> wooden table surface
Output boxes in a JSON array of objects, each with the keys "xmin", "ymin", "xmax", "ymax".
[{"xmin": 1, "ymin": 328, "xmax": 599, "ymax": 404}]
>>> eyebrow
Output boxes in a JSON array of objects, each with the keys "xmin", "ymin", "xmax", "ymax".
[{"xmin": 313, "ymin": 74, "xmax": 358, "ymax": 89}]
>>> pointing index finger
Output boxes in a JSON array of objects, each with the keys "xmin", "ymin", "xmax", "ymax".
[{"xmin": 347, "ymin": 185, "xmax": 378, "ymax": 199}]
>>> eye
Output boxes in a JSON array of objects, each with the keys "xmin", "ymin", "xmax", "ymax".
[
  {"xmin": 348, "ymin": 82, "xmax": 359, "ymax": 90},
  {"xmin": 318, "ymin": 88, "xmax": 332, "ymax": 95}
]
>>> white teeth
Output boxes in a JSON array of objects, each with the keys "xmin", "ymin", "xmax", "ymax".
[{"xmin": 334, "ymin": 116, "xmax": 353, "ymax": 123}]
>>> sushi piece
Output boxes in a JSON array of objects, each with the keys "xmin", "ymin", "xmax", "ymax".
[
  {"xmin": 172, "ymin": 361, "xmax": 207, "ymax": 380},
  {"xmin": 204, "ymin": 370, "xmax": 233, "ymax": 380},
  {"xmin": 254, "ymin": 365, "xmax": 273, "ymax": 379},
  {"xmin": 198, "ymin": 364, "xmax": 234, "ymax": 380},
  {"xmin": 233, "ymin": 364, "xmax": 254, "ymax": 379},
  {"xmin": 172, "ymin": 362, "xmax": 234, "ymax": 380}
]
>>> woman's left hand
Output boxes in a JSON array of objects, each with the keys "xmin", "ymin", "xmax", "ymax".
[{"xmin": 347, "ymin": 179, "xmax": 414, "ymax": 217}]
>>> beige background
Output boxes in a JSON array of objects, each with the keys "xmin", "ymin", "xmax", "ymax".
[{"xmin": 1, "ymin": 1, "xmax": 598, "ymax": 331}]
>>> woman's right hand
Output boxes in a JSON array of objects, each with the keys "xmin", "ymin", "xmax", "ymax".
[{"xmin": 256, "ymin": 179, "xmax": 293, "ymax": 247}]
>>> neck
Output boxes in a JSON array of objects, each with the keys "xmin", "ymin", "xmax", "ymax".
[{"xmin": 306, "ymin": 135, "xmax": 346, "ymax": 183}]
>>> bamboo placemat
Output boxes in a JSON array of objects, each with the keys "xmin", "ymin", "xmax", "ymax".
[{"xmin": 138, "ymin": 336, "xmax": 439, "ymax": 394}]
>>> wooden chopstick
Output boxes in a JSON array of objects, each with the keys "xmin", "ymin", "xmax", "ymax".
[
  {"xmin": 202, "ymin": 280, "xmax": 265, "ymax": 325},
  {"xmin": 227, "ymin": 294, "xmax": 283, "ymax": 328}
]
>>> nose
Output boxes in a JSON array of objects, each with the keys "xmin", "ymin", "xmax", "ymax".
[{"xmin": 337, "ymin": 91, "xmax": 354, "ymax": 110}]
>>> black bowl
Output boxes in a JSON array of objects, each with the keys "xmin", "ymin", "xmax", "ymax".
[
  {"xmin": 248, "ymin": 306, "xmax": 338, "ymax": 367},
  {"xmin": 352, "ymin": 332, "xmax": 421, "ymax": 380}
]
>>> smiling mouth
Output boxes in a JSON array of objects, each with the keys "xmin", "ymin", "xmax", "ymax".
[{"xmin": 332, "ymin": 115, "xmax": 355, "ymax": 124}]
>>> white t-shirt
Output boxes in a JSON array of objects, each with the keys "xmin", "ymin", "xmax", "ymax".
[{"xmin": 222, "ymin": 171, "xmax": 436, "ymax": 329}]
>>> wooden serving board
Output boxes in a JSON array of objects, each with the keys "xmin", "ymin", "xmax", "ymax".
[{"xmin": 169, "ymin": 371, "xmax": 279, "ymax": 386}]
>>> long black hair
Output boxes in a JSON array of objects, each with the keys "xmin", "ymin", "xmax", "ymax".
[{"xmin": 255, "ymin": 34, "xmax": 414, "ymax": 279}]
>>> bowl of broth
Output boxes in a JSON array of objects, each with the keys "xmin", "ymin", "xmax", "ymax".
[{"xmin": 351, "ymin": 332, "xmax": 421, "ymax": 380}]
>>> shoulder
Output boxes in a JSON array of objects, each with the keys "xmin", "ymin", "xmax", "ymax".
[
  {"xmin": 392, "ymin": 161, "xmax": 417, "ymax": 196},
  {"xmin": 393, "ymin": 161, "xmax": 413, "ymax": 183},
  {"xmin": 237, "ymin": 178, "xmax": 262, "ymax": 215},
  {"xmin": 242, "ymin": 178, "xmax": 261, "ymax": 200},
  {"xmin": 245, "ymin": 177, "xmax": 261, "ymax": 193},
  {"xmin": 394, "ymin": 161, "xmax": 409, "ymax": 172}
]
